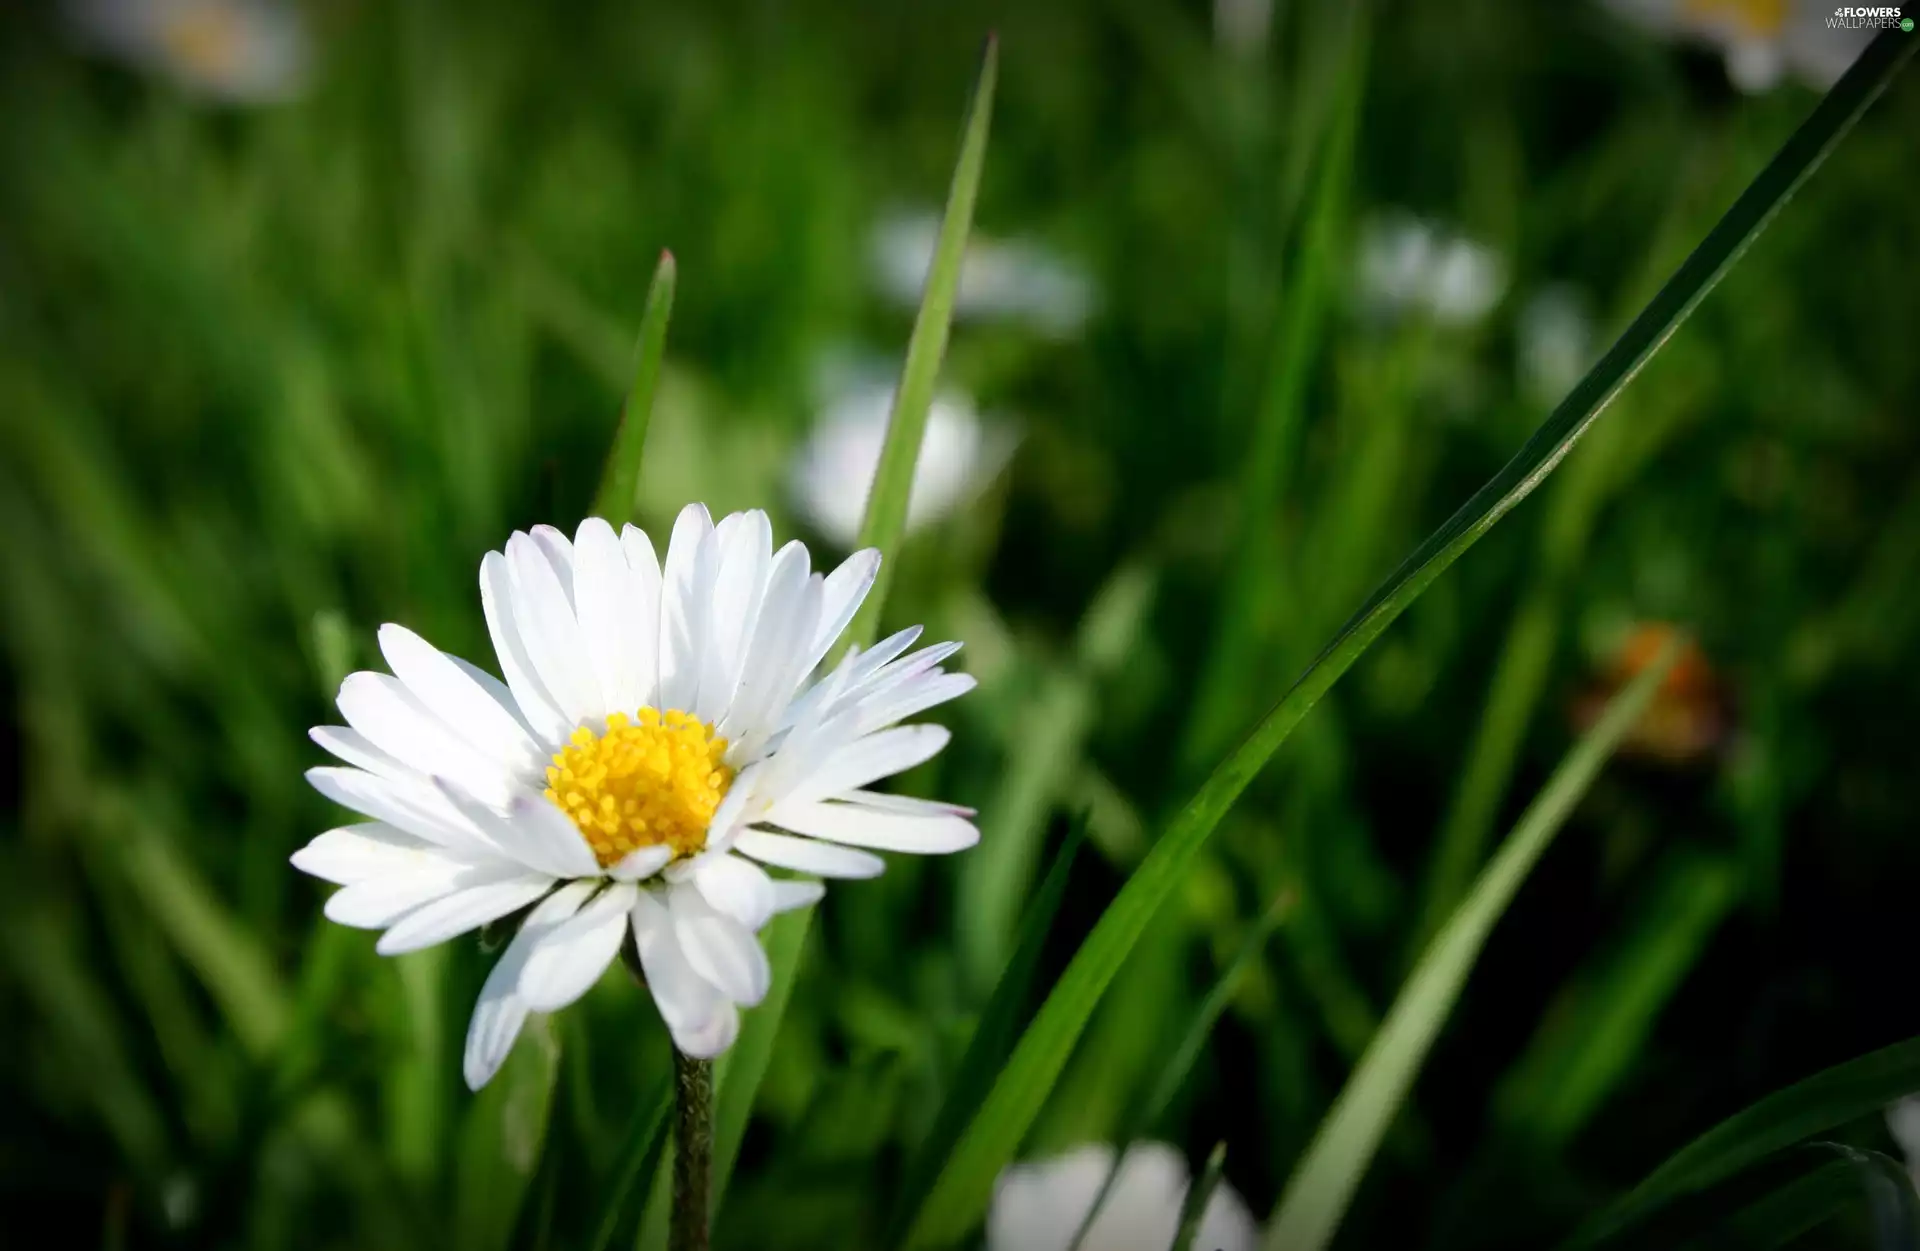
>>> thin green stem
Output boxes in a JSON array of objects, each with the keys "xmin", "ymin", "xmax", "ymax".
[{"xmin": 669, "ymin": 1051, "xmax": 714, "ymax": 1251}]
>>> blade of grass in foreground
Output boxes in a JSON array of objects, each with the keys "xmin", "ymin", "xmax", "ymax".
[
  {"xmin": 584, "ymin": 1076, "xmax": 673, "ymax": 1251},
  {"xmin": 701, "ymin": 36, "xmax": 997, "ymax": 1243},
  {"xmin": 842, "ymin": 33, "xmax": 998, "ymax": 655},
  {"xmin": 453, "ymin": 1016, "xmax": 561, "ymax": 1251},
  {"xmin": 590, "ymin": 250, "xmax": 677, "ymax": 526},
  {"xmin": 1262, "ymin": 638, "xmax": 1679, "ymax": 1251},
  {"xmin": 900, "ymin": 29, "xmax": 1915, "ymax": 1247},
  {"xmin": 1561, "ymin": 1035, "xmax": 1920, "ymax": 1249},
  {"xmin": 885, "ymin": 816, "xmax": 1089, "ymax": 1247},
  {"xmin": 1066, "ymin": 889, "xmax": 1292, "ymax": 1251}
]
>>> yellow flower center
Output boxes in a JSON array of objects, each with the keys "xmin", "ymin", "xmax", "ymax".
[
  {"xmin": 1681, "ymin": 0, "xmax": 1787, "ymax": 36},
  {"xmin": 543, "ymin": 710, "xmax": 733, "ymax": 868}
]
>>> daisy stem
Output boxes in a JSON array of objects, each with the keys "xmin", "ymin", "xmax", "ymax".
[{"xmin": 669, "ymin": 1050, "xmax": 715, "ymax": 1251}]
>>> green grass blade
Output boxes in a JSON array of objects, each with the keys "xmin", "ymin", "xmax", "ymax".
[
  {"xmin": 1493, "ymin": 849, "xmax": 1741, "ymax": 1147},
  {"xmin": 1066, "ymin": 890, "xmax": 1290, "ymax": 1251},
  {"xmin": 710, "ymin": 904, "xmax": 816, "ymax": 1208},
  {"xmin": 900, "ymin": 33, "xmax": 1913, "ymax": 1245},
  {"xmin": 1561, "ymin": 1036, "xmax": 1920, "ymax": 1249},
  {"xmin": 1171, "ymin": 1143, "xmax": 1230, "ymax": 1251},
  {"xmin": 585, "ymin": 1077, "xmax": 674, "ymax": 1251},
  {"xmin": 1262, "ymin": 639, "xmax": 1678, "ymax": 1251},
  {"xmin": 453, "ymin": 1016, "xmax": 561, "ymax": 1251},
  {"xmin": 591, "ymin": 249, "xmax": 678, "ymax": 526},
  {"xmin": 843, "ymin": 33, "xmax": 998, "ymax": 654},
  {"xmin": 886, "ymin": 815, "xmax": 1090, "ymax": 1248}
]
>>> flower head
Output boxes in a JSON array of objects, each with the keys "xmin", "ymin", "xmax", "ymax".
[
  {"xmin": 64, "ymin": 0, "xmax": 311, "ymax": 104},
  {"xmin": 869, "ymin": 209, "xmax": 1096, "ymax": 338},
  {"xmin": 790, "ymin": 378, "xmax": 1015, "ymax": 548},
  {"xmin": 294, "ymin": 507, "xmax": 977, "ymax": 1088},
  {"xmin": 1356, "ymin": 211, "xmax": 1506, "ymax": 328},
  {"xmin": 988, "ymin": 1143, "xmax": 1260, "ymax": 1251},
  {"xmin": 1599, "ymin": 0, "xmax": 1875, "ymax": 93}
]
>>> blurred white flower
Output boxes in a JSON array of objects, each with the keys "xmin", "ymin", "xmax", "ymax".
[
  {"xmin": 64, "ymin": 0, "xmax": 311, "ymax": 103},
  {"xmin": 870, "ymin": 209, "xmax": 1096, "ymax": 337},
  {"xmin": 1357, "ymin": 211, "xmax": 1507, "ymax": 327},
  {"xmin": 1599, "ymin": 0, "xmax": 1876, "ymax": 93},
  {"xmin": 1213, "ymin": 0, "xmax": 1274, "ymax": 57},
  {"xmin": 293, "ymin": 509, "xmax": 977, "ymax": 1088},
  {"xmin": 791, "ymin": 378, "xmax": 1016, "ymax": 548},
  {"xmin": 988, "ymin": 1142, "xmax": 1260, "ymax": 1251},
  {"xmin": 1888, "ymin": 1096, "xmax": 1920, "ymax": 1191},
  {"xmin": 1517, "ymin": 284, "xmax": 1597, "ymax": 404}
]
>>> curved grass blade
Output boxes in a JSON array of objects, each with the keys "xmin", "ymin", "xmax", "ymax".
[
  {"xmin": 885, "ymin": 815, "xmax": 1090, "ymax": 1248},
  {"xmin": 1262, "ymin": 639, "xmax": 1678, "ymax": 1251},
  {"xmin": 1561, "ymin": 1036, "xmax": 1920, "ymax": 1249},
  {"xmin": 901, "ymin": 31, "xmax": 1915, "ymax": 1247},
  {"xmin": 1067, "ymin": 888, "xmax": 1293, "ymax": 1251},
  {"xmin": 1171, "ymin": 1143, "xmax": 1230, "ymax": 1251},
  {"xmin": 1586, "ymin": 1144, "xmax": 1920, "ymax": 1251},
  {"xmin": 590, "ymin": 249, "xmax": 677, "ymax": 526},
  {"xmin": 844, "ymin": 33, "xmax": 998, "ymax": 654},
  {"xmin": 584, "ymin": 1077, "xmax": 673, "ymax": 1251}
]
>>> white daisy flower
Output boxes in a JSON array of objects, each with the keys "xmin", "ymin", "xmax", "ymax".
[
  {"xmin": 1599, "ymin": 0, "xmax": 1876, "ymax": 93},
  {"xmin": 870, "ymin": 209, "xmax": 1097, "ymax": 338},
  {"xmin": 1888, "ymin": 1096, "xmax": 1920, "ymax": 1193},
  {"xmin": 64, "ymin": 0, "xmax": 311, "ymax": 104},
  {"xmin": 988, "ymin": 1142, "xmax": 1260, "ymax": 1251},
  {"xmin": 790, "ymin": 378, "xmax": 1016, "ymax": 549},
  {"xmin": 292, "ymin": 507, "xmax": 978, "ymax": 1089},
  {"xmin": 1356, "ymin": 211, "xmax": 1507, "ymax": 328},
  {"xmin": 1517, "ymin": 284, "xmax": 1597, "ymax": 405}
]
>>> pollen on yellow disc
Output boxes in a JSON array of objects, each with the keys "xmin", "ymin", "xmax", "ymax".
[{"xmin": 543, "ymin": 709, "xmax": 733, "ymax": 868}]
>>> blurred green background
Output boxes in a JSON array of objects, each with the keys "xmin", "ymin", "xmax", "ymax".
[{"xmin": 3, "ymin": 0, "xmax": 1919, "ymax": 1247}]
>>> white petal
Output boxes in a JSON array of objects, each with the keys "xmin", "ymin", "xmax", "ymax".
[
  {"xmin": 732, "ymin": 828, "xmax": 885, "ymax": 878},
  {"xmin": 668, "ymin": 885, "xmax": 770, "ymax": 1006},
  {"xmin": 778, "ymin": 624, "xmax": 922, "ymax": 731},
  {"xmin": 528, "ymin": 525, "xmax": 576, "ymax": 607},
  {"xmin": 291, "ymin": 822, "xmax": 440, "ymax": 885},
  {"xmin": 620, "ymin": 524, "xmax": 664, "ymax": 710},
  {"xmin": 799, "ymin": 549, "xmax": 880, "ymax": 683},
  {"xmin": 608, "ymin": 844, "xmax": 674, "ymax": 882},
  {"xmin": 463, "ymin": 882, "xmax": 595, "ymax": 1091},
  {"xmin": 306, "ymin": 766, "xmax": 494, "ymax": 854},
  {"xmin": 573, "ymin": 518, "xmax": 648, "ymax": 718},
  {"xmin": 375, "ymin": 874, "xmax": 555, "ymax": 956},
  {"xmin": 310, "ymin": 725, "xmax": 419, "ymax": 785},
  {"xmin": 378, "ymin": 624, "xmax": 541, "ymax": 771},
  {"xmin": 632, "ymin": 892, "xmax": 741, "ymax": 1056},
  {"xmin": 768, "ymin": 878, "xmax": 825, "ymax": 915},
  {"xmin": 430, "ymin": 780, "xmax": 599, "ymax": 880},
  {"xmin": 321, "ymin": 856, "xmax": 511, "ymax": 929},
  {"xmin": 657, "ymin": 503, "xmax": 716, "ymax": 713},
  {"xmin": 482, "ymin": 549, "xmax": 573, "ymax": 747},
  {"xmin": 767, "ymin": 801, "xmax": 979, "ymax": 854},
  {"xmin": 766, "ymin": 724, "xmax": 951, "ymax": 813},
  {"xmin": 506, "ymin": 531, "xmax": 603, "ymax": 726},
  {"xmin": 696, "ymin": 511, "xmax": 773, "ymax": 725},
  {"xmin": 336, "ymin": 671, "xmax": 510, "ymax": 804},
  {"xmin": 840, "ymin": 788, "xmax": 976, "ymax": 818},
  {"xmin": 692, "ymin": 854, "xmax": 777, "ymax": 931},
  {"xmin": 717, "ymin": 540, "xmax": 814, "ymax": 747},
  {"xmin": 852, "ymin": 672, "xmax": 976, "ymax": 737},
  {"xmin": 517, "ymin": 882, "xmax": 637, "ymax": 1012}
]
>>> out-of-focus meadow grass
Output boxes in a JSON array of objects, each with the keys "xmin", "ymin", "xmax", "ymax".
[{"xmin": 2, "ymin": 1, "xmax": 1919, "ymax": 1247}]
